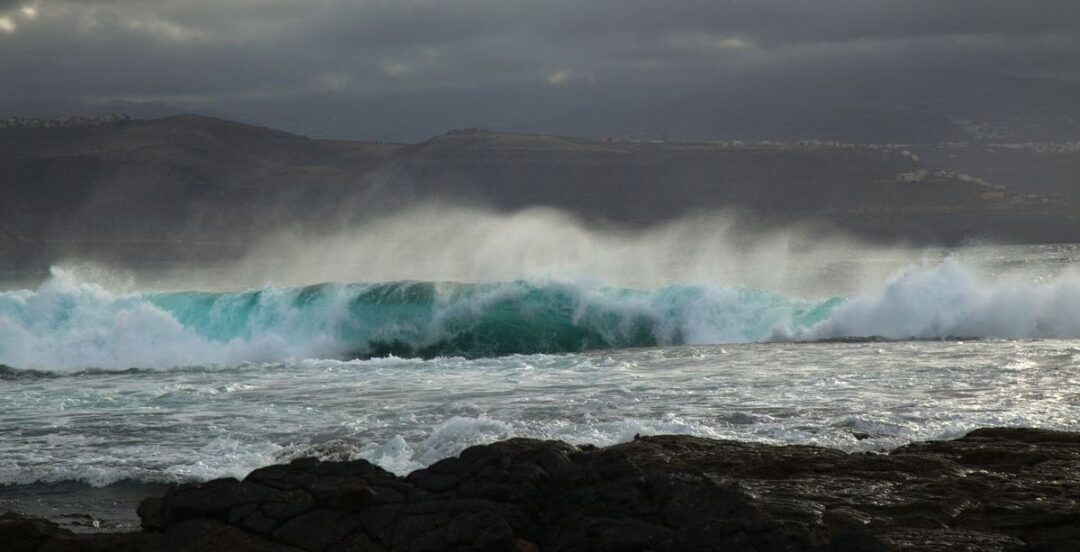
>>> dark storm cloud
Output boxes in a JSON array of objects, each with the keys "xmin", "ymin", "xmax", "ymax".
[{"xmin": 1, "ymin": 1, "xmax": 1079, "ymax": 115}]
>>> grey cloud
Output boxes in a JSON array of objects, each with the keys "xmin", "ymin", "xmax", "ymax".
[
  {"xmin": 310, "ymin": 0, "xmax": 1080, "ymax": 47},
  {"xmin": 2, "ymin": 0, "xmax": 1079, "ymax": 141}
]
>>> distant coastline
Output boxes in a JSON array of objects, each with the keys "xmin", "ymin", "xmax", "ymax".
[{"xmin": 2, "ymin": 115, "xmax": 1079, "ymax": 276}]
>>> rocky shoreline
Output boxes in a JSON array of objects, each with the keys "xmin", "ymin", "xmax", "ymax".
[{"xmin": 4, "ymin": 427, "xmax": 1080, "ymax": 551}]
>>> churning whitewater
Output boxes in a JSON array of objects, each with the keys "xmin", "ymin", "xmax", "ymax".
[
  {"xmin": 2, "ymin": 259, "xmax": 1080, "ymax": 370},
  {"xmin": 2, "ymin": 246, "xmax": 1080, "ymax": 501}
]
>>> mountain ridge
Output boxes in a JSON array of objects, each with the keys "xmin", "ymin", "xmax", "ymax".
[{"xmin": 2, "ymin": 115, "xmax": 1078, "ymax": 276}]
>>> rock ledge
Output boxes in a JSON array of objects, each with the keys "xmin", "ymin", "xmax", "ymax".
[{"xmin": 4, "ymin": 428, "xmax": 1080, "ymax": 551}]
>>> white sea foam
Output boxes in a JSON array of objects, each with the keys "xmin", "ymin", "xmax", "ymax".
[
  {"xmin": 5, "ymin": 336, "xmax": 1080, "ymax": 488},
  {"xmin": 0, "ymin": 268, "xmax": 332, "ymax": 370},
  {"xmin": 789, "ymin": 259, "xmax": 1080, "ymax": 340},
  {"xmin": 3, "ymin": 260, "xmax": 1080, "ymax": 371}
]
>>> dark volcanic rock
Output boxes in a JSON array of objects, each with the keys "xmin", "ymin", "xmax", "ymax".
[
  {"xmin": 5, "ymin": 427, "xmax": 1080, "ymax": 551},
  {"xmin": 0, "ymin": 511, "xmax": 163, "ymax": 551}
]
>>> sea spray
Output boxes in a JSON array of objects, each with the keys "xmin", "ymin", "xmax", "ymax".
[
  {"xmin": 0, "ymin": 268, "xmax": 831, "ymax": 369},
  {"xmin": 792, "ymin": 259, "xmax": 1080, "ymax": 340},
  {"xmin": 2, "ymin": 261, "xmax": 1080, "ymax": 370}
]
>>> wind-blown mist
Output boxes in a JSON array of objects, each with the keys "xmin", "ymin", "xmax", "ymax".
[
  {"xmin": 3, "ymin": 207, "xmax": 1075, "ymax": 370},
  {"xmin": 789, "ymin": 260, "xmax": 1080, "ymax": 341},
  {"xmin": 212, "ymin": 206, "xmax": 918, "ymax": 296}
]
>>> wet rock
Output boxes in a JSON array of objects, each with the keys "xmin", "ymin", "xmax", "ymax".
[
  {"xmin": 7, "ymin": 428, "xmax": 1080, "ymax": 551},
  {"xmin": 165, "ymin": 519, "xmax": 297, "ymax": 551},
  {"xmin": 0, "ymin": 512, "xmax": 69, "ymax": 551},
  {"xmin": 163, "ymin": 478, "xmax": 279, "ymax": 525},
  {"xmin": 1, "ymin": 511, "xmax": 164, "ymax": 552},
  {"xmin": 137, "ymin": 497, "xmax": 165, "ymax": 532}
]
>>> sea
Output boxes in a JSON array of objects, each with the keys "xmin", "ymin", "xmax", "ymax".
[{"xmin": 2, "ymin": 242, "xmax": 1079, "ymax": 531}]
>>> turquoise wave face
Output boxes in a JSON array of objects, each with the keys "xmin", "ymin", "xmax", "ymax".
[
  {"xmin": 14, "ymin": 259, "xmax": 1070, "ymax": 370},
  {"xmin": 146, "ymin": 280, "xmax": 843, "ymax": 359}
]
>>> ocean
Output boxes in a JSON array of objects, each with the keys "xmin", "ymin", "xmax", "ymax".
[{"xmin": 2, "ymin": 243, "xmax": 1079, "ymax": 530}]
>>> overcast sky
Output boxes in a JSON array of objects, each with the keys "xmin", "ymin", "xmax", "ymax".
[{"xmin": 2, "ymin": 1, "xmax": 1080, "ymax": 139}]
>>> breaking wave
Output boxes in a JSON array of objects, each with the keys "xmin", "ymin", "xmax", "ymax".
[{"xmin": 1, "ymin": 260, "xmax": 1079, "ymax": 370}]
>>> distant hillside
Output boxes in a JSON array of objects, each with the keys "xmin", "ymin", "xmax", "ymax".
[
  {"xmin": 1, "ymin": 116, "xmax": 1077, "ymax": 274},
  {"xmin": 8, "ymin": 73, "xmax": 1079, "ymax": 145},
  {"xmin": 906, "ymin": 142, "xmax": 1080, "ymax": 200}
]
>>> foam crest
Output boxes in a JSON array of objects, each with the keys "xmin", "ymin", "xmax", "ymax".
[
  {"xmin": 3, "ymin": 260, "xmax": 1080, "ymax": 371},
  {"xmin": 793, "ymin": 259, "xmax": 1080, "ymax": 340},
  {"xmin": 0, "ymin": 269, "xmax": 833, "ymax": 370},
  {"xmin": 0, "ymin": 268, "xmax": 335, "ymax": 370}
]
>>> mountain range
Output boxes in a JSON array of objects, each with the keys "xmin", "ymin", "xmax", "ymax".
[{"xmin": 1, "ymin": 115, "xmax": 1078, "ymax": 277}]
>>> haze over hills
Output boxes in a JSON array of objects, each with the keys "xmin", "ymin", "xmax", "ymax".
[
  {"xmin": 2, "ymin": 114, "xmax": 1079, "ymax": 278},
  {"xmin": 8, "ymin": 71, "xmax": 1080, "ymax": 145}
]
